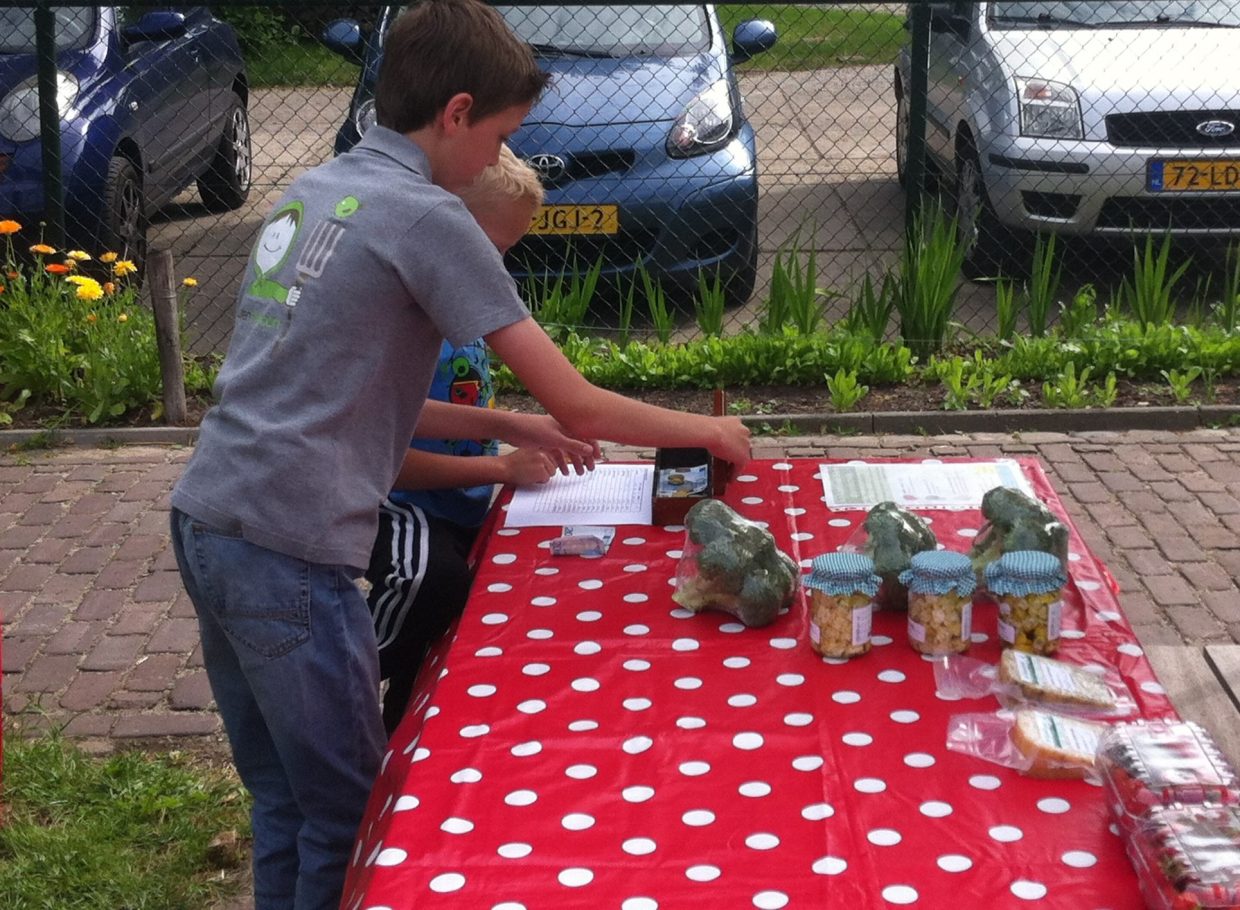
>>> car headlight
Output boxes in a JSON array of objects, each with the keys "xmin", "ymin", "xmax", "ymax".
[
  {"xmin": 1015, "ymin": 77, "xmax": 1082, "ymax": 140},
  {"xmin": 0, "ymin": 72, "xmax": 78, "ymax": 143},
  {"xmin": 354, "ymin": 97, "xmax": 376, "ymax": 138},
  {"xmin": 667, "ymin": 79, "xmax": 735, "ymax": 158}
]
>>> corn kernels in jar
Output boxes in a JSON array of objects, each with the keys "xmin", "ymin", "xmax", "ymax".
[{"xmin": 809, "ymin": 589, "xmax": 873, "ymax": 658}]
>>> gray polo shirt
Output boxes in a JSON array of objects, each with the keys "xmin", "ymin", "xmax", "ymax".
[{"xmin": 171, "ymin": 126, "xmax": 529, "ymax": 570}]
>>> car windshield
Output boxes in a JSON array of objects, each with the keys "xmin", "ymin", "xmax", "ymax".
[
  {"xmin": 989, "ymin": 0, "xmax": 1240, "ymax": 27},
  {"xmin": 0, "ymin": 6, "xmax": 96, "ymax": 55},
  {"xmin": 395, "ymin": 4, "xmax": 709, "ymax": 56}
]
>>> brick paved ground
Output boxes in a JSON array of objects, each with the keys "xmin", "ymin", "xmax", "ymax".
[{"xmin": 3, "ymin": 427, "xmax": 1240, "ymax": 750}]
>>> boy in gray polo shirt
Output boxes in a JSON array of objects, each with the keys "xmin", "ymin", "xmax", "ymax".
[{"xmin": 169, "ymin": 2, "xmax": 750, "ymax": 907}]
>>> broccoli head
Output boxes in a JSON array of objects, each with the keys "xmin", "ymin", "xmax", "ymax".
[
  {"xmin": 968, "ymin": 486, "xmax": 1069, "ymax": 575},
  {"xmin": 671, "ymin": 499, "xmax": 798, "ymax": 628},
  {"xmin": 862, "ymin": 501, "xmax": 937, "ymax": 610}
]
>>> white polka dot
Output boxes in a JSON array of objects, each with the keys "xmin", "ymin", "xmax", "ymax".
[
  {"xmin": 904, "ymin": 752, "xmax": 936, "ymax": 768},
  {"xmin": 1011, "ymin": 880, "xmax": 1047, "ymax": 900},
  {"xmin": 677, "ymin": 716, "xmax": 707, "ymax": 729},
  {"xmin": 873, "ymin": 634, "xmax": 894, "ymax": 646},
  {"xmin": 487, "ymin": 582, "xmax": 513, "ymax": 593},
  {"xmin": 623, "ymin": 786, "xmax": 655, "ymax": 803},
  {"xmin": 624, "ymin": 659, "xmax": 651, "ymax": 671},
  {"xmin": 742, "ymin": 496, "xmax": 764, "ymax": 505},
  {"xmin": 562, "ymin": 813, "xmax": 595, "ymax": 831},
  {"xmin": 623, "ymin": 838, "xmax": 658, "ymax": 856},
  {"xmin": 877, "ymin": 670, "xmax": 906, "ymax": 684},
  {"xmin": 527, "ymin": 628, "xmax": 553, "ymax": 640},
  {"xmin": 451, "ymin": 768, "xmax": 482, "ymax": 783},
  {"xmin": 624, "ymin": 736, "xmax": 654, "ymax": 754},
  {"xmin": 686, "ymin": 865, "xmax": 721, "ymax": 882},
  {"xmin": 683, "ymin": 810, "xmax": 716, "ymax": 826},
  {"xmin": 670, "ymin": 608, "xmax": 694, "ymax": 619},
  {"xmin": 576, "ymin": 610, "xmax": 602, "ymax": 622},
  {"xmin": 568, "ymin": 720, "xmax": 599, "ymax": 732},
  {"xmin": 1034, "ymin": 796, "xmax": 1070, "ymax": 814},
  {"xmin": 411, "ymin": 746, "xmax": 430, "ymax": 762},
  {"xmin": 476, "ymin": 646, "xmax": 502, "ymax": 657},
  {"xmin": 746, "ymin": 833, "xmax": 780, "ymax": 850},
  {"xmin": 394, "ymin": 795, "xmax": 420, "ymax": 811},
  {"xmin": 855, "ymin": 777, "xmax": 887, "ymax": 794},
  {"xmin": 578, "ymin": 579, "xmax": 604, "ymax": 590},
  {"xmin": 492, "ymin": 553, "xmax": 517, "ymax": 565},
  {"xmin": 522, "ymin": 663, "xmax": 551, "ymax": 676},
  {"xmin": 843, "ymin": 732, "xmax": 873, "ymax": 747},
  {"xmin": 534, "ymin": 567, "xmax": 559, "ymax": 576},
  {"xmin": 571, "ymin": 677, "xmax": 600, "ymax": 692},
  {"xmin": 623, "ymin": 536, "xmax": 647, "ymax": 545},
  {"xmin": 623, "ymin": 593, "xmax": 649, "ymax": 603},
  {"xmin": 1077, "ymin": 580, "xmax": 1101, "ymax": 592},
  {"xmin": 832, "ymin": 690, "xmax": 861, "ymax": 704},
  {"xmin": 624, "ymin": 697, "xmax": 653, "ymax": 711},
  {"xmin": 428, "ymin": 871, "xmax": 465, "ymax": 891},
  {"xmin": 505, "ymin": 790, "xmax": 537, "ymax": 806},
  {"xmin": 675, "ymin": 677, "xmax": 703, "ymax": 690},
  {"xmin": 867, "ymin": 828, "xmax": 901, "ymax": 846},
  {"xmin": 786, "ymin": 507, "xmax": 807, "ymax": 516},
  {"xmin": 769, "ymin": 638, "xmax": 798, "ymax": 650},
  {"xmin": 920, "ymin": 800, "xmax": 953, "ymax": 818},
  {"xmin": 792, "ymin": 755, "xmax": 824, "ymax": 771},
  {"xmin": 1140, "ymin": 680, "xmax": 1167, "ymax": 695},
  {"xmin": 753, "ymin": 891, "xmax": 789, "ymax": 909},
  {"xmin": 813, "ymin": 856, "xmax": 847, "ymax": 875},
  {"xmin": 517, "ymin": 699, "xmax": 546, "ymax": 714},
  {"xmin": 882, "ymin": 885, "xmax": 918, "ymax": 905},
  {"xmin": 511, "ymin": 741, "xmax": 542, "ymax": 757},
  {"xmin": 558, "ymin": 868, "xmax": 593, "ymax": 887},
  {"xmin": 729, "ymin": 693, "xmax": 758, "ymax": 707},
  {"xmin": 733, "ymin": 732, "xmax": 765, "ymax": 750},
  {"xmin": 784, "ymin": 713, "xmax": 814, "ymax": 727},
  {"xmin": 802, "ymin": 803, "xmax": 834, "ymax": 820},
  {"xmin": 1061, "ymin": 851, "xmax": 1097, "ymax": 868},
  {"xmin": 970, "ymin": 774, "xmax": 1002, "ymax": 790},
  {"xmin": 938, "ymin": 854, "xmax": 973, "ymax": 872},
  {"xmin": 680, "ymin": 761, "xmax": 711, "ymax": 776},
  {"xmin": 498, "ymin": 842, "xmax": 532, "ymax": 859},
  {"xmin": 481, "ymin": 613, "xmax": 508, "ymax": 625},
  {"xmin": 530, "ymin": 596, "xmax": 557, "ymax": 606},
  {"xmin": 673, "ymin": 638, "xmax": 700, "ymax": 652},
  {"xmin": 827, "ymin": 518, "xmax": 852, "ymax": 528},
  {"xmin": 719, "ymin": 622, "xmax": 746, "ymax": 634},
  {"xmin": 1096, "ymin": 610, "xmax": 1121, "ymax": 622},
  {"xmin": 497, "ymin": 528, "xmax": 520, "ymax": 536},
  {"xmin": 441, "ymin": 817, "xmax": 474, "ymax": 834},
  {"xmin": 777, "ymin": 673, "xmax": 805, "ymax": 686},
  {"xmin": 460, "ymin": 724, "xmax": 490, "ymax": 738},
  {"xmin": 740, "ymin": 781, "xmax": 772, "ymax": 797},
  {"xmin": 1060, "ymin": 629, "xmax": 1086, "ymax": 640},
  {"xmin": 791, "ymin": 532, "xmax": 814, "ymax": 542},
  {"xmin": 625, "ymin": 563, "xmax": 650, "ymax": 573},
  {"xmin": 1118, "ymin": 642, "xmax": 1144, "ymax": 656},
  {"xmin": 467, "ymin": 684, "xmax": 497, "ymax": 697},
  {"xmin": 574, "ymin": 641, "xmax": 602, "ymax": 656},
  {"xmin": 724, "ymin": 657, "xmax": 751, "ymax": 669},
  {"xmin": 890, "ymin": 710, "xmax": 920, "ymax": 724},
  {"xmin": 989, "ymin": 825, "xmax": 1024, "ymax": 843}
]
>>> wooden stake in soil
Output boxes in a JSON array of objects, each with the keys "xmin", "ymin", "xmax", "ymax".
[{"xmin": 147, "ymin": 248, "xmax": 188, "ymax": 425}]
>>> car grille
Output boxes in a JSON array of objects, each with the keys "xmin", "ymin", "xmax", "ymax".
[
  {"xmin": 1106, "ymin": 110, "xmax": 1240, "ymax": 148},
  {"xmin": 1096, "ymin": 195, "xmax": 1240, "ymax": 231},
  {"xmin": 536, "ymin": 150, "xmax": 636, "ymax": 189}
]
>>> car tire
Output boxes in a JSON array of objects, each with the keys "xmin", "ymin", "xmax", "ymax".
[
  {"xmin": 197, "ymin": 93, "xmax": 252, "ymax": 213},
  {"xmin": 895, "ymin": 83, "xmax": 937, "ymax": 193},
  {"xmin": 724, "ymin": 225, "xmax": 759, "ymax": 310},
  {"xmin": 954, "ymin": 141, "xmax": 1010, "ymax": 280},
  {"xmin": 100, "ymin": 156, "xmax": 147, "ymax": 266}
]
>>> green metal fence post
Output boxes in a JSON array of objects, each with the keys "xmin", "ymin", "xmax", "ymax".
[
  {"xmin": 35, "ymin": 0, "xmax": 65, "ymax": 248},
  {"xmin": 905, "ymin": 0, "xmax": 930, "ymax": 239}
]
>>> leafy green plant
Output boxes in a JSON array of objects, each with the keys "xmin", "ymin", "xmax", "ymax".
[
  {"xmin": 1121, "ymin": 233, "xmax": 1191, "ymax": 330},
  {"xmin": 936, "ymin": 350, "xmax": 1022, "ymax": 410},
  {"xmin": 1025, "ymin": 232, "xmax": 1061, "ymax": 337},
  {"xmin": 639, "ymin": 263, "xmax": 674, "ymax": 345},
  {"xmin": 1216, "ymin": 242, "xmax": 1240, "ymax": 331},
  {"xmin": 1161, "ymin": 365, "xmax": 1203, "ymax": 403},
  {"xmin": 693, "ymin": 269, "xmax": 727, "ymax": 338},
  {"xmin": 842, "ymin": 270, "xmax": 895, "ymax": 344},
  {"xmin": 1058, "ymin": 283, "xmax": 1098, "ymax": 338},
  {"xmin": 826, "ymin": 367, "xmax": 868, "ymax": 412},
  {"xmin": 760, "ymin": 227, "xmax": 833, "ymax": 335},
  {"xmin": 994, "ymin": 278, "xmax": 1018, "ymax": 342},
  {"xmin": 526, "ymin": 255, "xmax": 601, "ymax": 343},
  {"xmin": 893, "ymin": 203, "xmax": 966, "ymax": 360},
  {"xmin": 1041, "ymin": 362, "xmax": 1117, "ymax": 408}
]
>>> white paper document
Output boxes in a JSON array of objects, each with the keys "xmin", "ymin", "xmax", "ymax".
[
  {"xmin": 505, "ymin": 464, "xmax": 654, "ymax": 527},
  {"xmin": 820, "ymin": 460, "xmax": 1034, "ymax": 510}
]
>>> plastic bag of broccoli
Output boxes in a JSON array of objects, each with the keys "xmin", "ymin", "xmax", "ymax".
[
  {"xmin": 839, "ymin": 501, "xmax": 938, "ymax": 611},
  {"xmin": 968, "ymin": 487, "xmax": 1069, "ymax": 584},
  {"xmin": 671, "ymin": 499, "xmax": 798, "ymax": 628}
]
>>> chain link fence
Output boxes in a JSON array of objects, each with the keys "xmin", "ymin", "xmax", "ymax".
[{"xmin": 7, "ymin": 2, "xmax": 1240, "ymax": 356}]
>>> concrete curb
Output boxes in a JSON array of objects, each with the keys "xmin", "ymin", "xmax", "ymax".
[{"xmin": 3, "ymin": 405, "xmax": 1239, "ymax": 448}]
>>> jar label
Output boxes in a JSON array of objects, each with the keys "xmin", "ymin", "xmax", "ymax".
[
  {"xmin": 961, "ymin": 601, "xmax": 972, "ymax": 640},
  {"xmin": 908, "ymin": 617, "xmax": 926, "ymax": 643},
  {"xmin": 809, "ymin": 621, "xmax": 821, "ymax": 645},
  {"xmin": 998, "ymin": 617, "xmax": 1016, "ymax": 644},
  {"xmin": 1047, "ymin": 600, "xmax": 1062, "ymax": 640},
  {"xmin": 852, "ymin": 603, "xmax": 873, "ymax": 646}
]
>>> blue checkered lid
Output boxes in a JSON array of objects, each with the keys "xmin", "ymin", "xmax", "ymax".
[
  {"xmin": 898, "ymin": 549, "xmax": 976, "ymax": 596},
  {"xmin": 984, "ymin": 550, "xmax": 1066, "ymax": 596},
  {"xmin": 805, "ymin": 552, "xmax": 881, "ymax": 597}
]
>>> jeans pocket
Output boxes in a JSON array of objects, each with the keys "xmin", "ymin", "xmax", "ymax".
[{"xmin": 190, "ymin": 525, "xmax": 312, "ymax": 660}]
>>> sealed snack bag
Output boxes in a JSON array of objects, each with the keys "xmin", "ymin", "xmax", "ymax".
[
  {"xmin": 934, "ymin": 649, "xmax": 1136, "ymax": 718},
  {"xmin": 840, "ymin": 501, "xmax": 936, "ymax": 611},
  {"xmin": 946, "ymin": 707, "xmax": 1108, "ymax": 781}
]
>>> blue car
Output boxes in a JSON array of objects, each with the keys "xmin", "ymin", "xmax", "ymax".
[
  {"xmin": 0, "ymin": 6, "xmax": 251, "ymax": 261},
  {"xmin": 324, "ymin": 4, "xmax": 775, "ymax": 308}
]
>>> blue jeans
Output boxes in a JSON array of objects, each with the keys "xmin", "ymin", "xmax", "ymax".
[{"xmin": 170, "ymin": 508, "xmax": 386, "ymax": 910}]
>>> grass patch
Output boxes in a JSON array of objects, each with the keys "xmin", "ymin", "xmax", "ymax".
[
  {"xmin": 0, "ymin": 726, "xmax": 252, "ymax": 910},
  {"xmin": 719, "ymin": 5, "xmax": 906, "ymax": 70},
  {"xmin": 245, "ymin": 41, "xmax": 358, "ymax": 88}
]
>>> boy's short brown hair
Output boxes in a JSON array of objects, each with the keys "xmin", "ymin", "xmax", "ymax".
[
  {"xmin": 458, "ymin": 145, "xmax": 545, "ymax": 211},
  {"xmin": 376, "ymin": 0, "xmax": 550, "ymax": 133}
]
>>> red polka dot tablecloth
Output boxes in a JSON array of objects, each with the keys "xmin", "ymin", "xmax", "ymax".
[{"xmin": 342, "ymin": 458, "xmax": 1175, "ymax": 910}]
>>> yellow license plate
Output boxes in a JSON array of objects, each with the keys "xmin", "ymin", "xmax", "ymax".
[
  {"xmin": 528, "ymin": 204, "xmax": 618, "ymax": 235},
  {"xmin": 1150, "ymin": 159, "xmax": 1240, "ymax": 192}
]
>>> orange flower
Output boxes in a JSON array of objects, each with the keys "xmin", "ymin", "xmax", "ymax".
[
  {"xmin": 103, "ymin": 281, "xmax": 116, "ymax": 295},
  {"xmin": 5, "ymin": 271, "xmax": 18, "ymax": 280},
  {"xmin": 85, "ymin": 312, "xmax": 98, "ymax": 324},
  {"xmin": 45, "ymin": 263, "xmax": 71, "ymax": 275},
  {"xmin": 0, "ymin": 285, "xmax": 5, "ymax": 294},
  {"xmin": 29, "ymin": 243, "xmax": 56, "ymax": 255},
  {"xmin": 0, "ymin": 220, "xmax": 20, "ymax": 235}
]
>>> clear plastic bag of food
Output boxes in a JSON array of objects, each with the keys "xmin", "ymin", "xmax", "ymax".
[
  {"xmin": 934, "ymin": 650, "xmax": 1136, "ymax": 718},
  {"xmin": 946, "ymin": 708, "xmax": 1107, "ymax": 781},
  {"xmin": 1127, "ymin": 804, "xmax": 1240, "ymax": 910},
  {"xmin": 968, "ymin": 487, "xmax": 1070, "ymax": 583},
  {"xmin": 838, "ymin": 501, "xmax": 937, "ymax": 611}
]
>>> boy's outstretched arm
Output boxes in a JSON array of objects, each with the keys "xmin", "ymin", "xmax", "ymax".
[
  {"xmin": 415, "ymin": 400, "xmax": 598, "ymax": 473},
  {"xmin": 485, "ymin": 318, "xmax": 752, "ymax": 467}
]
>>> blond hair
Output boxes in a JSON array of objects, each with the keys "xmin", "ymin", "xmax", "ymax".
[{"xmin": 458, "ymin": 145, "xmax": 545, "ymax": 212}]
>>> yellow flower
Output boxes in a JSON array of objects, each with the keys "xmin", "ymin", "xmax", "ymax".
[
  {"xmin": 29, "ymin": 243, "xmax": 56, "ymax": 255},
  {"xmin": 65, "ymin": 275, "xmax": 91, "ymax": 285},
  {"xmin": 85, "ymin": 312, "xmax": 98, "ymax": 324},
  {"xmin": 99, "ymin": 251, "xmax": 118, "ymax": 263},
  {"xmin": 74, "ymin": 279, "xmax": 104, "ymax": 301},
  {"xmin": 0, "ymin": 220, "xmax": 20, "ymax": 235},
  {"xmin": 117, "ymin": 312, "xmax": 128, "ymax": 323},
  {"xmin": 181, "ymin": 277, "xmax": 198, "ymax": 288},
  {"xmin": 61, "ymin": 259, "xmax": 77, "ymax": 270},
  {"xmin": 112, "ymin": 259, "xmax": 138, "ymax": 277},
  {"xmin": 66, "ymin": 250, "xmax": 91, "ymax": 261}
]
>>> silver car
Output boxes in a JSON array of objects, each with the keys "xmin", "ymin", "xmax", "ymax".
[{"xmin": 895, "ymin": 0, "xmax": 1240, "ymax": 275}]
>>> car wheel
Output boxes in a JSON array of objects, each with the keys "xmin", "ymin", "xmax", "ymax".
[
  {"xmin": 954, "ymin": 142, "xmax": 1008, "ymax": 280},
  {"xmin": 197, "ymin": 93, "xmax": 252, "ymax": 212},
  {"xmin": 895, "ymin": 83, "xmax": 937, "ymax": 193},
  {"xmin": 724, "ymin": 225, "xmax": 759, "ymax": 310},
  {"xmin": 100, "ymin": 156, "xmax": 147, "ymax": 266}
]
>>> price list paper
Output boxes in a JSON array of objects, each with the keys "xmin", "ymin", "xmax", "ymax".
[
  {"xmin": 820, "ymin": 459, "xmax": 1034, "ymax": 510},
  {"xmin": 504, "ymin": 464, "xmax": 654, "ymax": 527}
]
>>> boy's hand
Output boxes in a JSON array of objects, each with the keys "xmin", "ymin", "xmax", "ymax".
[
  {"xmin": 710, "ymin": 416, "xmax": 752, "ymax": 468},
  {"xmin": 504, "ymin": 414, "xmax": 599, "ymax": 474},
  {"xmin": 501, "ymin": 448, "xmax": 563, "ymax": 487}
]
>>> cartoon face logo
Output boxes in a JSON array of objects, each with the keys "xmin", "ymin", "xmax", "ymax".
[
  {"xmin": 255, "ymin": 202, "xmax": 303, "ymax": 276},
  {"xmin": 334, "ymin": 195, "xmax": 361, "ymax": 218}
]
